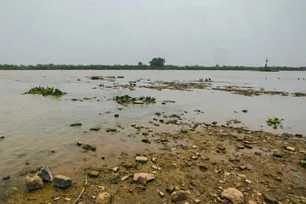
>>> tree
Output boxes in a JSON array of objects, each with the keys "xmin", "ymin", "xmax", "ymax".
[
  {"xmin": 149, "ymin": 57, "xmax": 165, "ymax": 67},
  {"xmin": 138, "ymin": 62, "xmax": 143, "ymax": 66}
]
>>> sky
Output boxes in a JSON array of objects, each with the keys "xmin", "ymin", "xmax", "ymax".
[{"xmin": 0, "ymin": 0, "xmax": 305, "ymax": 66}]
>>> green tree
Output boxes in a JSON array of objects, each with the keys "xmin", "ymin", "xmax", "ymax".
[
  {"xmin": 149, "ymin": 57, "xmax": 165, "ymax": 67},
  {"xmin": 138, "ymin": 62, "xmax": 143, "ymax": 66}
]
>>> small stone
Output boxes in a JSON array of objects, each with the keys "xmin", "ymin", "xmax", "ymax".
[
  {"xmin": 53, "ymin": 197, "xmax": 60, "ymax": 201},
  {"xmin": 114, "ymin": 114, "xmax": 119, "ymax": 118},
  {"xmin": 96, "ymin": 192, "xmax": 111, "ymax": 204},
  {"xmin": 262, "ymin": 192, "xmax": 278, "ymax": 204},
  {"xmin": 3, "ymin": 175, "xmax": 10, "ymax": 180},
  {"xmin": 89, "ymin": 171, "xmax": 100, "ymax": 178},
  {"xmin": 136, "ymin": 156, "xmax": 148, "ymax": 163},
  {"xmin": 159, "ymin": 191, "xmax": 165, "ymax": 198},
  {"xmin": 77, "ymin": 141, "xmax": 82, "ymax": 146},
  {"xmin": 53, "ymin": 175, "xmax": 72, "ymax": 189},
  {"xmin": 171, "ymin": 191, "xmax": 189, "ymax": 203},
  {"xmin": 121, "ymin": 175, "xmax": 129, "ymax": 181},
  {"xmin": 245, "ymin": 179, "xmax": 252, "ymax": 184},
  {"xmin": 242, "ymin": 109, "xmax": 248, "ymax": 113},
  {"xmin": 0, "ymin": 136, "xmax": 5, "ymax": 139},
  {"xmin": 295, "ymin": 134, "xmax": 303, "ymax": 138},
  {"xmin": 142, "ymin": 131, "xmax": 149, "ymax": 136},
  {"xmin": 194, "ymin": 199, "xmax": 201, "ymax": 203},
  {"xmin": 152, "ymin": 157, "xmax": 157, "ymax": 163},
  {"xmin": 239, "ymin": 165, "xmax": 247, "ymax": 170},
  {"xmin": 166, "ymin": 185, "xmax": 175, "ymax": 193},
  {"xmin": 141, "ymin": 138, "xmax": 150, "ymax": 144},
  {"xmin": 221, "ymin": 188, "xmax": 244, "ymax": 203},
  {"xmin": 286, "ymin": 146, "xmax": 295, "ymax": 151},
  {"xmin": 37, "ymin": 166, "xmax": 53, "ymax": 182},
  {"xmin": 133, "ymin": 173, "xmax": 155, "ymax": 185},
  {"xmin": 65, "ymin": 198, "xmax": 71, "ymax": 201},
  {"xmin": 192, "ymin": 145, "xmax": 197, "ymax": 149},
  {"xmin": 112, "ymin": 167, "xmax": 119, "ymax": 172},
  {"xmin": 70, "ymin": 123, "xmax": 82, "ymax": 127},
  {"xmin": 26, "ymin": 175, "xmax": 43, "ymax": 191},
  {"xmin": 90, "ymin": 127, "xmax": 100, "ymax": 131},
  {"xmin": 82, "ymin": 144, "xmax": 96, "ymax": 151},
  {"xmin": 248, "ymin": 201, "xmax": 257, "ymax": 204},
  {"xmin": 272, "ymin": 151, "xmax": 282, "ymax": 158},
  {"xmin": 191, "ymin": 156, "xmax": 198, "ymax": 160}
]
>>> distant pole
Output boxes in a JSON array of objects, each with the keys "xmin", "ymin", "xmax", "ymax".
[{"xmin": 265, "ymin": 57, "xmax": 269, "ymax": 69}]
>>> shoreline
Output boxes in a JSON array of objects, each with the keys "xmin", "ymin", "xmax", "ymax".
[{"xmin": 3, "ymin": 121, "xmax": 306, "ymax": 204}]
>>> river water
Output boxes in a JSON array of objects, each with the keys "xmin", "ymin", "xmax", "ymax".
[{"xmin": 0, "ymin": 70, "xmax": 306, "ymax": 194}]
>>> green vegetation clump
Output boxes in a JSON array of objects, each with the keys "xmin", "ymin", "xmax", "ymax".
[
  {"xmin": 300, "ymin": 153, "xmax": 306, "ymax": 167},
  {"xmin": 266, "ymin": 117, "xmax": 284, "ymax": 129},
  {"xmin": 25, "ymin": 86, "xmax": 66, "ymax": 97},
  {"xmin": 114, "ymin": 95, "xmax": 156, "ymax": 104},
  {"xmin": 90, "ymin": 76, "xmax": 104, "ymax": 80}
]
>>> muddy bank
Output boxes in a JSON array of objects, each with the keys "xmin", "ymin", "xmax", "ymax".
[{"xmin": 4, "ymin": 122, "xmax": 306, "ymax": 204}]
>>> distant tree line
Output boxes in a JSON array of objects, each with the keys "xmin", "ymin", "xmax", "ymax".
[{"xmin": 0, "ymin": 57, "xmax": 305, "ymax": 71}]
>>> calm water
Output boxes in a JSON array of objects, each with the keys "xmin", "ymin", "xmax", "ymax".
[{"xmin": 0, "ymin": 70, "xmax": 306, "ymax": 192}]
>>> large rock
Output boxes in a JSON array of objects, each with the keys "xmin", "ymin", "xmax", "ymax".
[
  {"xmin": 221, "ymin": 188, "xmax": 244, "ymax": 203},
  {"xmin": 26, "ymin": 175, "xmax": 43, "ymax": 191},
  {"xmin": 133, "ymin": 173, "xmax": 155, "ymax": 185},
  {"xmin": 89, "ymin": 170, "xmax": 100, "ymax": 178},
  {"xmin": 262, "ymin": 193, "xmax": 278, "ymax": 204},
  {"xmin": 37, "ymin": 166, "xmax": 53, "ymax": 182},
  {"xmin": 95, "ymin": 192, "xmax": 111, "ymax": 204},
  {"xmin": 53, "ymin": 175, "xmax": 72, "ymax": 189},
  {"xmin": 171, "ymin": 191, "xmax": 190, "ymax": 203}
]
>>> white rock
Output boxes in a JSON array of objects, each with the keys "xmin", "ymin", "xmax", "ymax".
[
  {"xmin": 221, "ymin": 188, "xmax": 244, "ymax": 203},
  {"xmin": 136, "ymin": 156, "xmax": 148, "ymax": 163}
]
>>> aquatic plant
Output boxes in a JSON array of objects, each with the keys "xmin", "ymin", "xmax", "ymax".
[
  {"xmin": 114, "ymin": 95, "xmax": 156, "ymax": 104},
  {"xmin": 266, "ymin": 117, "xmax": 284, "ymax": 129},
  {"xmin": 25, "ymin": 86, "xmax": 66, "ymax": 97},
  {"xmin": 90, "ymin": 76, "xmax": 104, "ymax": 80}
]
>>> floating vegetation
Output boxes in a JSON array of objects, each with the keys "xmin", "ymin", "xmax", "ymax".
[
  {"xmin": 266, "ymin": 117, "xmax": 284, "ymax": 129},
  {"xmin": 114, "ymin": 95, "xmax": 156, "ymax": 104},
  {"xmin": 25, "ymin": 86, "xmax": 66, "ymax": 97},
  {"xmin": 90, "ymin": 76, "xmax": 104, "ymax": 80}
]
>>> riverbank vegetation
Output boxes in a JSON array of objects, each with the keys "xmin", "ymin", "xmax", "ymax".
[
  {"xmin": 114, "ymin": 95, "xmax": 156, "ymax": 104},
  {"xmin": 24, "ymin": 86, "xmax": 66, "ymax": 97},
  {"xmin": 1, "ymin": 64, "xmax": 306, "ymax": 71}
]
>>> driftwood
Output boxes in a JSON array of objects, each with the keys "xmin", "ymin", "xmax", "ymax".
[{"xmin": 73, "ymin": 175, "xmax": 88, "ymax": 204}]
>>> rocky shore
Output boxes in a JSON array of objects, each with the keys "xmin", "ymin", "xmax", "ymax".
[{"xmin": 4, "ymin": 121, "xmax": 306, "ymax": 204}]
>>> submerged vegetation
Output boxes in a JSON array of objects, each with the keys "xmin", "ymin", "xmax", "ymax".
[
  {"xmin": 266, "ymin": 117, "xmax": 284, "ymax": 129},
  {"xmin": 114, "ymin": 95, "xmax": 156, "ymax": 104},
  {"xmin": 24, "ymin": 86, "xmax": 66, "ymax": 97}
]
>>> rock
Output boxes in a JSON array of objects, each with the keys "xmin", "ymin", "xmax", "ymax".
[
  {"xmin": 141, "ymin": 138, "xmax": 150, "ymax": 144},
  {"xmin": 96, "ymin": 192, "xmax": 111, "ymax": 204},
  {"xmin": 248, "ymin": 201, "xmax": 257, "ymax": 204},
  {"xmin": 295, "ymin": 134, "xmax": 303, "ymax": 138},
  {"xmin": 114, "ymin": 114, "xmax": 119, "ymax": 118},
  {"xmin": 152, "ymin": 157, "xmax": 157, "ymax": 163},
  {"xmin": 77, "ymin": 141, "xmax": 82, "ymax": 146},
  {"xmin": 90, "ymin": 127, "xmax": 101, "ymax": 131},
  {"xmin": 37, "ymin": 166, "xmax": 53, "ymax": 182},
  {"xmin": 159, "ymin": 191, "xmax": 165, "ymax": 198},
  {"xmin": 171, "ymin": 191, "xmax": 189, "ymax": 203},
  {"xmin": 286, "ymin": 146, "xmax": 295, "ymax": 151},
  {"xmin": 133, "ymin": 100, "xmax": 144, "ymax": 104},
  {"xmin": 142, "ymin": 132, "xmax": 149, "ymax": 136},
  {"xmin": 0, "ymin": 136, "xmax": 5, "ymax": 139},
  {"xmin": 70, "ymin": 123, "xmax": 82, "ymax": 127},
  {"xmin": 133, "ymin": 173, "xmax": 155, "ymax": 185},
  {"xmin": 166, "ymin": 185, "xmax": 175, "ymax": 193},
  {"xmin": 106, "ymin": 128, "xmax": 117, "ymax": 132},
  {"xmin": 242, "ymin": 110, "xmax": 248, "ymax": 113},
  {"xmin": 2, "ymin": 175, "xmax": 10, "ymax": 180},
  {"xmin": 272, "ymin": 151, "xmax": 282, "ymax": 158},
  {"xmin": 262, "ymin": 193, "xmax": 278, "ymax": 204},
  {"xmin": 26, "ymin": 175, "xmax": 43, "ymax": 191},
  {"xmin": 53, "ymin": 197, "xmax": 60, "ymax": 201},
  {"xmin": 53, "ymin": 175, "xmax": 72, "ymax": 189},
  {"xmin": 181, "ymin": 128, "xmax": 189, "ymax": 133},
  {"xmin": 121, "ymin": 175, "xmax": 129, "ymax": 181},
  {"xmin": 112, "ymin": 167, "xmax": 119, "ymax": 172},
  {"xmin": 194, "ymin": 199, "xmax": 201, "ymax": 203},
  {"xmin": 83, "ymin": 144, "xmax": 96, "ymax": 151},
  {"xmin": 136, "ymin": 156, "xmax": 148, "ymax": 163},
  {"xmin": 89, "ymin": 171, "xmax": 100, "ymax": 178},
  {"xmin": 65, "ymin": 198, "xmax": 71, "ymax": 201},
  {"xmin": 221, "ymin": 188, "xmax": 244, "ymax": 203}
]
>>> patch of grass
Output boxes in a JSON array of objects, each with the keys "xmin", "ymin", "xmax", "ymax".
[
  {"xmin": 114, "ymin": 95, "xmax": 156, "ymax": 104},
  {"xmin": 300, "ymin": 153, "xmax": 306, "ymax": 167},
  {"xmin": 266, "ymin": 117, "xmax": 284, "ymax": 129},
  {"xmin": 25, "ymin": 86, "xmax": 66, "ymax": 97}
]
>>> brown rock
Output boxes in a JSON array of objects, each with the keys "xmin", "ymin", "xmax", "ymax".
[
  {"xmin": 96, "ymin": 192, "xmax": 111, "ymax": 204},
  {"xmin": 133, "ymin": 173, "xmax": 155, "ymax": 185},
  {"xmin": 221, "ymin": 188, "xmax": 244, "ymax": 203},
  {"xmin": 26, "ymin": 175, "xmax": 43, "ymax": 191},
  {"xmin": 171, "ymin": 191, "xmax": 190, "ymax": 203}
]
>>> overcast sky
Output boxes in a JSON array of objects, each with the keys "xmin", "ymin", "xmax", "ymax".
[{"xmin": 0, "ymin": 0, "xmax": 305, "ymax": 66}]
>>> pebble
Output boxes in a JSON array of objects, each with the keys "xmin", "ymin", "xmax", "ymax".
[
  {"xmin": 133, "ymin": 173, "xmax": 155, "ymax": 185},
  {"xmin": 26, "ymin": 175, "xmax": 43, "ymax": 191},
  {"xmin": 159, "ymin": 191, "xmax": 165, "ymax": 198},
  {"xmin": 262, "ymin": 192, "xmax": 278, "ymax": 204},
  {"xmin": 272, "ymin": 151, "xmax": 282, "ymax": 158},
  {"xmin": 53, "ymin": 175, "xmax": 72, "ymax": 189},
  {"xmin": 64, "ymin": 198, "xmax": 71, "ymax": 201},
  {"xmin": 96, "ymin": 192, "xmax": 111, "ymax": 204},
  {"xmin": 136, "ymin": 156, "xmax": 148, "ymax": 163},
  {"xmin": 2, "ymin": 175, "xmax": 10, "ymax": 181},
  {"xmin": 194, "ymin": 199, "xmax": 201, "ymax": 203},
  {"xmin": 89, "ymin": 170, "xmax": 100, "ymax": 178},
  {"xmin": 171, "ymin": 191, "xmax": 190, "ymax": 203},
  {"xmin": 53, "ymin": 197, "xmax": 60, "ymax": 201},
  {"xmin": 286, "ymin": 146, "xmax": 295, "ymax": 151},
  {"xmin": 77, "ymin": 141, "xmax": 82, "ymax": 146},
  {"xmin": 121, "ymin": 175, "xmax": 130, "ymax": 181},
  {"xmin": 166, "ymin": 185, "xmax": 175, "ymax": 193},
  {"xmin": 37, "ymin": 166, "xmax": 53, "ymax": 182},
  {"xmin": 112, "ymin": 167, "xmax": 119, "ymax": 172}
]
